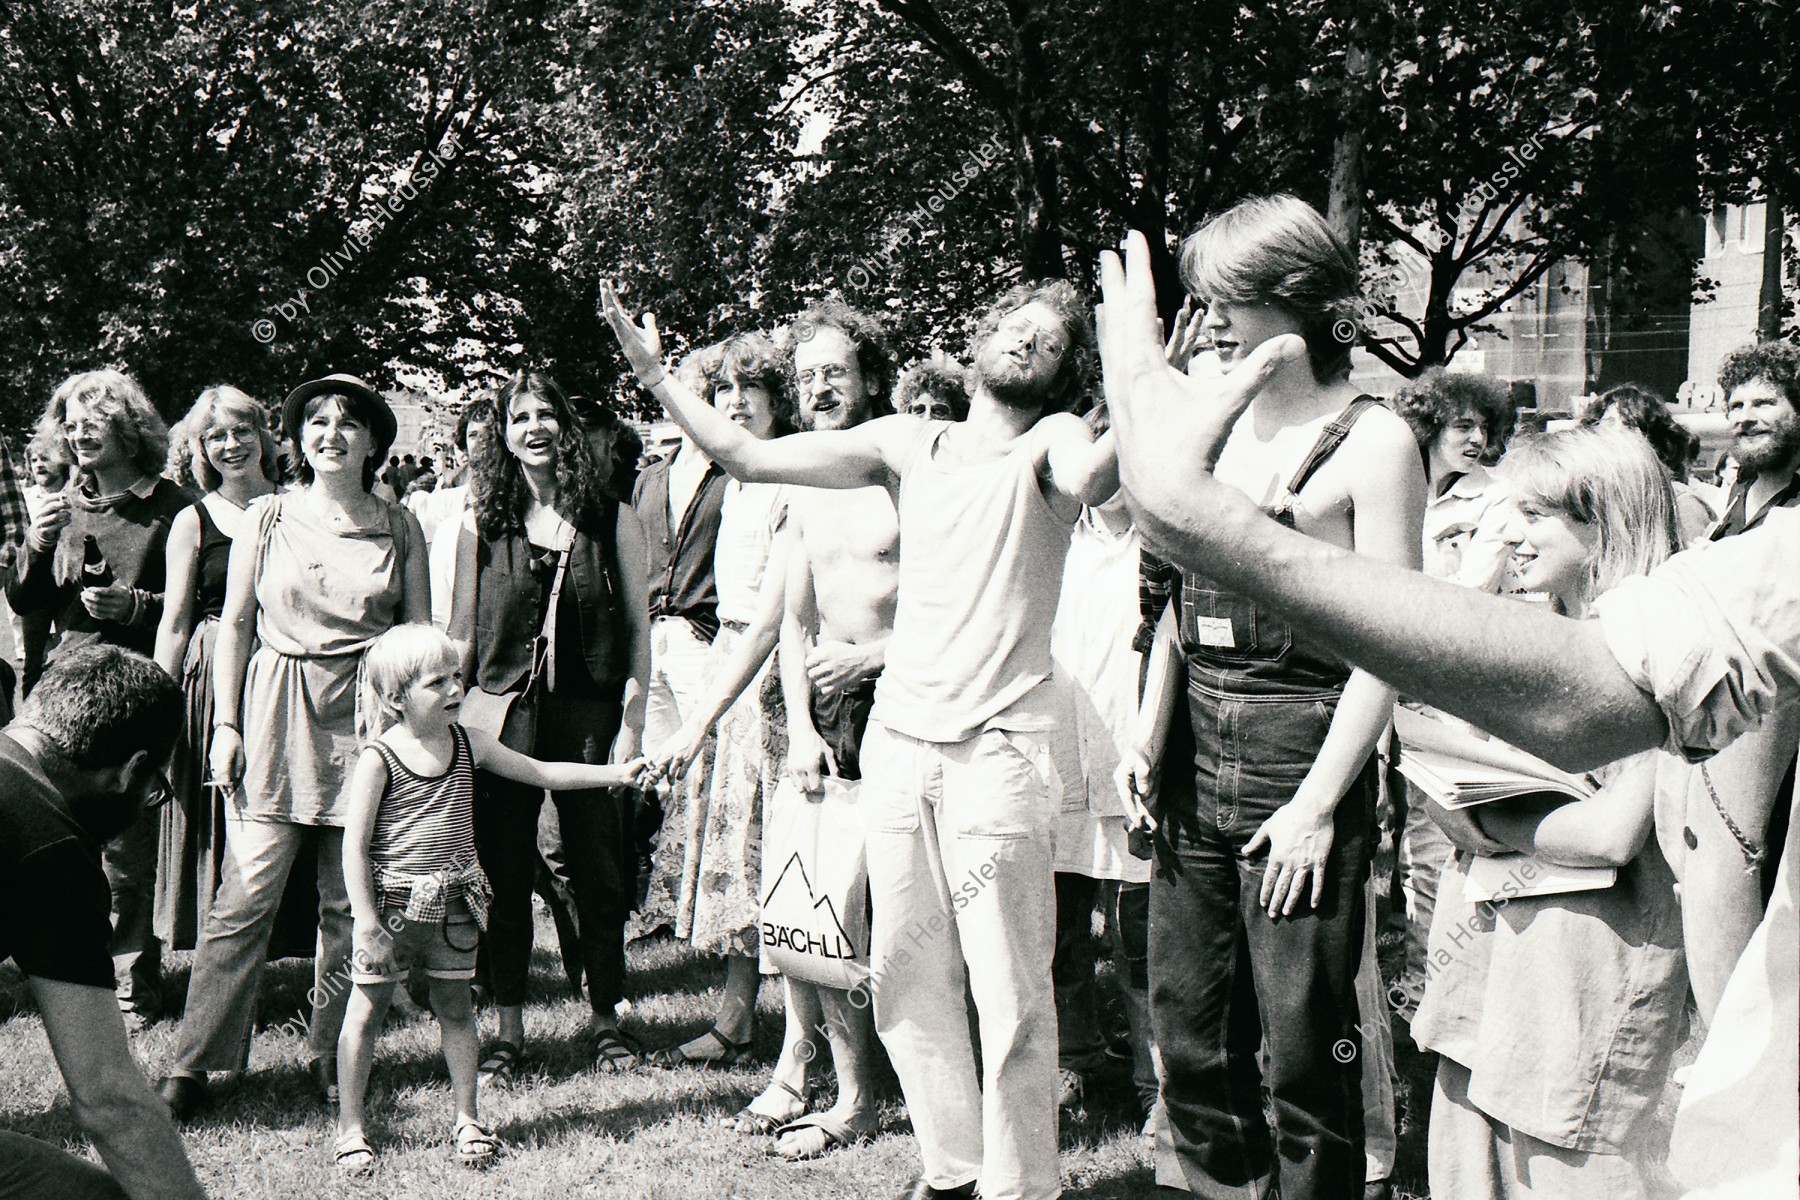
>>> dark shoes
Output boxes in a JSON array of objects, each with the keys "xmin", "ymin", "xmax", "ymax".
[
  {"xmin": 891, "ymin": 1179, "xmax": 977, "ymax": 1200},
  {"xmin": 157, "ymin": 1074, "xmax": 208, "ymax": 1123}
]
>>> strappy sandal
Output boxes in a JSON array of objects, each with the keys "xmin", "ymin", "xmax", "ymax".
[
  {"xmin": 592, "ymin": 1027, "xmax": 643, "ymax": 1074},
  {"xmin": 646, "ymin": 1025, "xmax": 753, "ymax": 1069},
  {"xmin": 771, "ymin": 1112, "xmax": 876, "ymax": 1160},
  {"xmin": 721, "ymin": 1078, "xmax": 810, "ymax": 1135},
  {"xmin": 477, "ymin": 1041, "xmax": 523, "ymax": 1086},
  {"xmin": 453, "ymin": 1119, "xmax": 500, "ymax": 1167},
  {"xmin": 333, "ymin": 1130, "xmax": 375, "ymax": 1176}
]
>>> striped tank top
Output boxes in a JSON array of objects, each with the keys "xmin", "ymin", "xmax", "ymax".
[{"xmin": 368, "ymin": 723, "xmax": 479, "ymax": 877}]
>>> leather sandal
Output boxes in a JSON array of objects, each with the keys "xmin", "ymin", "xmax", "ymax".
[
  {"xmin": 333, "ymin": 1130, "xmax": 375, "ymax": 1176},
  {"xmin": 477, "ymin": 1040, "xmax": 524, "ymax": 1086},
  {"xmin": 646, "ymin": 1025, "xmax": 752, "ymax": 1069},
  {"xmin": 453, "ymin": 1119, "xmax": 500, "ymax": 1167},
  {"xmin": 722, "ymin": 1077, "xmax": 810, "ymax": 1135}
]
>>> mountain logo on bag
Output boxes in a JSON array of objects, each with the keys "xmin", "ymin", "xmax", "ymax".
[{"xmin": 760, "ymin": 852, "xmax": 861, "ymax": 960}]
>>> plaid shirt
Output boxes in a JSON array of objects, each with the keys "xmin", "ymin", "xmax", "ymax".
[
  {"xmin": 0, "ymin": 438, "xmax": 29, "ymax": 585},
  {"xmin": 373, "ymin": 859, "xmax": 492, "ymax": 930},
  {"xmin": 1134, "ymin": 548, "xmax": 1179, "ymax": 655}
]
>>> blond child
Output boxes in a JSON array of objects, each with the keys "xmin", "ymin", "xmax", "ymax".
[{"xmin": 333, "ymin": 624, "xmax": 646, "ymax": 1174}]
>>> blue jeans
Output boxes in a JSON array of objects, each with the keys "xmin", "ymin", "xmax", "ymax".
[{"xmin": 1150, "ymin": 692, "xmax": 1374, "ymax": 1200}]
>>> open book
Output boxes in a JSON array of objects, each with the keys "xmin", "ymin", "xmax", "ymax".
[{"xmin": 1392, "ymin": 705, "xmax": 1593, "ymax": 810}]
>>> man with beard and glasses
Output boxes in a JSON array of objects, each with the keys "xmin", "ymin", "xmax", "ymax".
[
  {"xmin": 603, "ymin": 278, "xmax": 1115, "ymax": 1200},
  {"xmin": 758, "ymin": 299, "xmax": 896, "ymax": 1160},
  {"xmin": 0, "ymin": 645, "xmax": 205, "ymax": 1200}
]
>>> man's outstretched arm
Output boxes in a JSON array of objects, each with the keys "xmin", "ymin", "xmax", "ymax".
[
  {"xmin": 1096, "ymin": 232, "xmax": 1667, "ymax": 770},
  {"xmin": 600, "ymin": 281, "xmax": 900, "ymax": 490},
  {"xmin": 36, "ymin": 977, "xmax": 208, "ymax": 1199}
]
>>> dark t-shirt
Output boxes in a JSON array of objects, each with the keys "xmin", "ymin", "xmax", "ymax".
[{"xmin": 0, "ymin": 733, "xmax": 115, "ymax": 988}]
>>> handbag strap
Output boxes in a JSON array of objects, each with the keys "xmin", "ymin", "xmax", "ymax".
[
  {"xmin": 531, "ymin": 525, "xmax": 575, "ymax": 695},
  {"xmin": 448, "ymin": 510, "xmax": 479, "ymax": 686}
]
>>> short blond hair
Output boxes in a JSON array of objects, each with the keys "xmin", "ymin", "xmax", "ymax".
[{"xmin": 359, "ymin": 624, "xmax": 459, "ymax": 736}]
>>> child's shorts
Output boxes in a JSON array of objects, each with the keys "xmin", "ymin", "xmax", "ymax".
[{"xmin": 350, "ymin": 902, "xmax": 480, "ymax": 985}]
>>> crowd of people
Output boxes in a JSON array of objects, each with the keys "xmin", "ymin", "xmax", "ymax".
[{"xmin": 1, "ymin": 191, "xmax": 1796, "ymax": 1200}]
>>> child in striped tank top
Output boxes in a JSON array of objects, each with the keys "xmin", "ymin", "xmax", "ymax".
[{"xmin": 333, "ymin": 625, "xmax": 648, "ymax": 1174}]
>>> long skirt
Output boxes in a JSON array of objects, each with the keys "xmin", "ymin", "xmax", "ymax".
[
  {"xmin": 681, "ymin": 632, "xmax": 786, "ymax": 957},
  {"xmin": 154, "ymin": 620, "xmax": 317, "ymax": 956}
]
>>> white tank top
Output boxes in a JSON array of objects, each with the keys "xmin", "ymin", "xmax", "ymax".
[{"xmin": 872, "ymin": 421, "xmax": 1075, "ymax": 742}]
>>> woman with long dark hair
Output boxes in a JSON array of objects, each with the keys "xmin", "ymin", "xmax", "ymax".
[
  {"xmin": 158, "ymin": 374, "xmax": 429, "ymax": 1120},
  {"xmin": 450, "ymin": 369, "xmax": 650, "ymax": 1079}
]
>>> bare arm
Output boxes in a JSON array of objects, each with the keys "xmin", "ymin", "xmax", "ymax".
[
  {"xmin": 1097, "ymin": 232, "xmax": 1666, "ymax": 770},
  {"xmin": 466, "ymin": 725, "xmax": 648, "ymax": 791},
  {"xmin": 599, "ymin": 281, "xmax": 905, "ymax": 489},
  {"xmin": 781, "ymin": 528, "xmax": 835, "ymax": 793},
  {"xmin": 651, "ymin": 524, "xmax": 792, "ymax": 779},
  {"xmin": 208, "ymin": 507, "xmax": 262, "ymax": 789},
  {"xmin": 613, "ymin": 503, "xmax": 652, "ymax": 761},
  {"xmin": 1117, "ymin": 606, "xmax": 1183, "ymax": 828},
  {"xmin": 33, "ymin": 978, "xmax": 208, "ymax": 1200},
  {"xmin": 1040, "ymin": 415, "xmax": 1120, "ymax": 507},
  {"xmin": 152, "ymin": 506, "xmax": 202, "ymax": 677},
  {"xmin": 340, "ymin": 750, "xmax": 387, "ymax": 922},
  {"xmin": 1478, "ymin": 753, "xmax": 1657, "ymax": 868}
]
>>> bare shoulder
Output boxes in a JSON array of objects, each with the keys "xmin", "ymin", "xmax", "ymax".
[
  {"xmin": 1031, "ymin": 410, "xmax": 1094, "ymax": 447},
  {"xmin": 1345, "ymin": 404, "xmax": 1425, "ymax": 478}
]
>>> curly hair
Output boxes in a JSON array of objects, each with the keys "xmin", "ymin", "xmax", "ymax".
[
  {"xmin": 37, "ymin": 369, "xmax": 169, "ymax": 484},
  {"xmin": 1718, "ymin": 340, "xmax": 1800, "ymax": 411},
  {"xmin": 895, "ymin": 353, "xmax": 970, "ymax": 421},
  {"xmin": 473, "ymin": 370, "xmax": 612, "ymax": 539},
  {"xmin": 967, "ymin": 278, "xmax": 1096, "ymax": 415},
  {"xmin": 1580, "ymin": 383, "xmax": 1696, "ymax": 482},
  {"xmin": 693, "ymin": 332, "xmax": 799, "ymax": 436},
  {"xmin": 1497, "ymin": 426, "xmax": 1679, "ymax": 612},
  {"xmin": 1393, "ymin": 368, "xmax": 1513, "ymax": 466},
  {"xmin": 456, "ymin": 392, "xmax": 496, "ymax": 452},
  {"xmin": 787, "ymin": 296, "xmax": 897, "ymax": 413},
  {"xmin": 168, "ymin": 385, "xmax": 284, "ymax": 492},
  {"xmin": 1180, "ymin": 194, "xmax": 1362, "ymax": 381}
]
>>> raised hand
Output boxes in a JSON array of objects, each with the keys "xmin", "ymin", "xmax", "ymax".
[
  {"xmin": 598, "ymin": 280, "xmax": 666, "ymax": 383},
  {"xmin": 1097, "ymin": 231, "xmax": 1305, "ymax": 547},
  {"xmin": 1161, "ymin": 297, "xmax": 1206, "ymax": 373}
]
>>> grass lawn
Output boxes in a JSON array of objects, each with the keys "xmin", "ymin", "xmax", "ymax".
[{"xmin": 1, "ymin": 899, "xmax": 1690, "ymax": 1199}]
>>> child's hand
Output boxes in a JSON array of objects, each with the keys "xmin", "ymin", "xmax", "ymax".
[
  {"xmin": 614, "ymin": 757, "xmax": 651, "ymax": 788},
  {"xmin": 350, "ymin": 914, "xmax": 397, "ymax": 979}
]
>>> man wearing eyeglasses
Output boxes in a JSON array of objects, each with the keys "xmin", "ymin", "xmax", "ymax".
[{"xmin": 0, "ymin": 644, "xmax": 206, "ymax": 1200}]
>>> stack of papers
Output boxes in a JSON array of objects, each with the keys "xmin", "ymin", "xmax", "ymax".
[
  {"xmin": 1392, "ymin": 706, "xmax": 1593, "ymax": 810},
  {"xmin": 1394, "ymin": 707, "xmax": 1616, "ymax": 898}
]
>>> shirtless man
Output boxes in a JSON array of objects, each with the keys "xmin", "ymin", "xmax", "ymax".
[
  {"xmin": 761, "ymin": 300, "xmax": 900, "ymax": 1159},
  {"xmin": 603, "ymin": 277, "xmax": 1116, "ymax": 1200},
  {"xmin": 1120, "ymin": 196, "xmax": 1423, "ymax": 1200}
]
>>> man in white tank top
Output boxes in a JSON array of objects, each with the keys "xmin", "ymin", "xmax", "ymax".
[{"xmin": 604, "ymin": 280, "xmax": 1119, "ymax": 1200}]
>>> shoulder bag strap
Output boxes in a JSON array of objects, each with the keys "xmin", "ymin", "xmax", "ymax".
[{"xmin": 533, "ymin": 524, "xmax": 575, "ymax": 695}]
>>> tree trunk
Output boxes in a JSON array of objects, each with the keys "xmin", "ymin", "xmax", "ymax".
[
  {"xmin": 1759, "ymin": 184, "xmax": 1785, "ymax": 341},
  {"xmin": 1326, "ymin": 44, "xmax": 1368, "ymax": 255}
]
